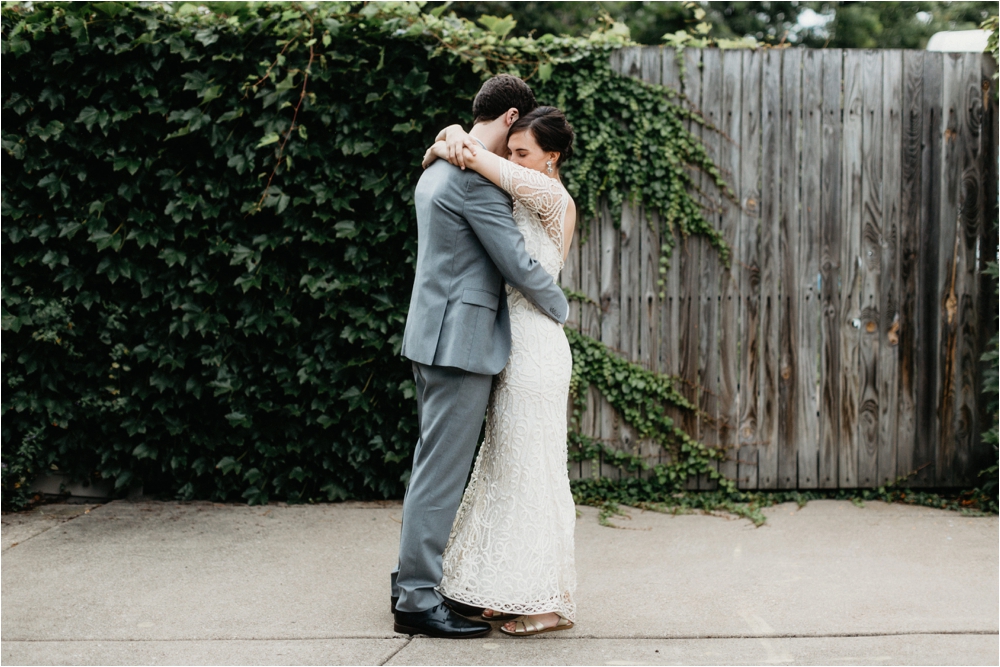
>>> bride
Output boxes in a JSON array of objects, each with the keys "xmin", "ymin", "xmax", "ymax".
[{"xmin": 421, "ymin": 106, "xmax": 578, "ymax": 637}]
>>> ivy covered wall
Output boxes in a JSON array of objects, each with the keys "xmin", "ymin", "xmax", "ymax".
[{"xmin": 2, "ymin": 2, "xmax": 728, "ymax": 509}]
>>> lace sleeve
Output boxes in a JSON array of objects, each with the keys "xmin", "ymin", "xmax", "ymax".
[{"xmin": 499, "ymin": 160, "xmax": 570, "ymax": 256}]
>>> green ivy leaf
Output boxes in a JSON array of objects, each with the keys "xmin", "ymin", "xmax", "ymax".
[
  {"xmin": 95, "ymin": 2, "xmax": 126, "ymax": 17},
  {"xmin": 74, "ymin": 107, "xmax": 104, "ymax": 131},
  {"xmin": 216, "ymin": 456, "xmax": 241, "ymax": 475},
  {"xmin": 477, "ymin": 14, "xmax": 517, "ymax": 40},
  {"xmin": 158, "ymin": 247, "xmax": 188, "ymax": 267},
  {"xmin": 132, "ymin": 443, "xmax": 158, "ymax": 460},
  {"xmin": 257, "ymin": 132, "xmax": 280, "ymax": 148}
]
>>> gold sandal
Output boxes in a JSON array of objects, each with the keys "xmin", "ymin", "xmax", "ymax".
[
  {"xmin": 482, "ymin": 609, "xmax": 518, "ymax": 621},
  {"xmin": 499, "ymin": 615, "xmax": 574, "ymax": 637}
]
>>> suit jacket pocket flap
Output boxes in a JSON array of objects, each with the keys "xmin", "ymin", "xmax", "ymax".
[{"xmin": 461, "ymin": 288, "xmax": 499, "ymax": 311}]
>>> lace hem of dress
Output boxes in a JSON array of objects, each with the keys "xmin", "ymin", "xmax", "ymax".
[{"xmin": 437, "ymin": 586, "xmax": 577, "ymax": 622}]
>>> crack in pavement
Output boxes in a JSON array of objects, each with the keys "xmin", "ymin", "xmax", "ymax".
[
  {"xmin": 1, "ymin": 503, "xmax": 104, "ymax": 554},
  {"xmin": 378, "ymin": 637, "xmax": 413, "ymax": 665}
]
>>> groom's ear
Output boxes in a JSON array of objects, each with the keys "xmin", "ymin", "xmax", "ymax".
[{"xmin": 504, "ymin": 108, "xmax": 519, "ymax": 126}]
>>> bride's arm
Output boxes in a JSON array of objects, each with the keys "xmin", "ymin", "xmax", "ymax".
[
  {"xmin": 422, "ymin": 128, "xmax": 507, "ymax": 186},
  {"xmin": 430, "ymin": 137, "xmax": 557, "ymax": 217},
  {"xmin": 433, "ymin": 127, "xmax": 556, "ymax": 207},
  {"xmin": 437, "ymin": 127, "xmax": 572, "ymax": 258},
  {"xmin": 421, "ymin": 139, "xmax": 497, "ymax": 174},
  {"xmin": 423, "ymin": 144, "xmax": 511, "ymax": 197}
]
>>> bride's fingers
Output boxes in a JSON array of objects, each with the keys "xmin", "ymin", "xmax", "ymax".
[
  {"xmin": 458, "ymin": 140, "xmax": 477, "ymax": 170},
  {"xmin": 448, "ymin": 145, "xmax": 476, "ymax": 171},
  {"xmin": 448, "ymin": 143, "xmax": 465, "ymax": 169}
]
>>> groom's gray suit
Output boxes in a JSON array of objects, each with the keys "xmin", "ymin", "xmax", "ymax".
[{"xmin": 392, "ymin": 150, "xmax": 569, "ymax": 613}]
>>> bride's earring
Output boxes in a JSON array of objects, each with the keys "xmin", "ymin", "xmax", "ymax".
[{"xmin": 546, "ymin": 160, "xmax": 553, "ymax": 175}]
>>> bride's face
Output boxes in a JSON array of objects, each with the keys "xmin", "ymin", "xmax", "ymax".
[{"xmin": 507, "ymin": 130, "xmax": 559, "ymax": 175}]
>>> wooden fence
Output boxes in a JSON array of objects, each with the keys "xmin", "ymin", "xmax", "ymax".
[{"xmin": 561, "ymin": 47, "xmax": 998, "ymax": 489}]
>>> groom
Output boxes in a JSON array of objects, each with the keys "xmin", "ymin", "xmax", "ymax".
[{"xmin": 392, "ymin": 74, "xmax": 569, "ymax": 639}]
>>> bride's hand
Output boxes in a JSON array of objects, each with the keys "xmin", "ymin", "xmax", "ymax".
[
  {"xmin": 422, "ymin": 139, "xmax": 478, "ymax": 170},
  {"xmin": 422, "ymin": 141, "xmax": 449, "ymax": 169},
  {"xmin": 439, "ymin": 125, "xmax": 478, "ymax": 170}
]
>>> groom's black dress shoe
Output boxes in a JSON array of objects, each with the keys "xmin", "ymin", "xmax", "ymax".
[
  {"xmin": 391, "ymin": 595, "xmax": 484, "ymax": 618},
  {"xmin": 443, "ymin": 597, "xmax": 485, "ymax": 617},
  {"xmin": 394, "ymin": 602, "xmax": 491, "ymax": 638}
]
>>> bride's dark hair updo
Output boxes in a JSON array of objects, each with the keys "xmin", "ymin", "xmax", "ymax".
[{"xmin": 507, "ymin": 106, "xmax": 575, "ymax": 167}]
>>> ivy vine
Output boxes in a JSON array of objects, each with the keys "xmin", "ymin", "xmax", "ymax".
[{"xmin": 565, "ymin": 326, "xmax": 730, "ymax": 489}]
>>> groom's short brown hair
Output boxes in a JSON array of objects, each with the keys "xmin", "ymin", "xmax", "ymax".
[{"xmin": 472, "ymin": 74, "xmax": 537, "ymax": 124}]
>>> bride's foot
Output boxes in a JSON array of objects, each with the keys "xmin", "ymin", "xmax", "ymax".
[
  {"xmin": 501, "ymin": 612, "xmax": 573, "ymax": 636},
  {"xmin": 503, "ymin": 612, "xmax": 558, "ymax": 632},
  {"xmin": 482, "ymin": 608, "xmax": 516, "ymax": 620}
]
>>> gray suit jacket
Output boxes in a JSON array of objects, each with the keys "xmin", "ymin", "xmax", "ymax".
[{"xmin": 401, "ymin": 158, "xmax": 569, "ymax": 375}]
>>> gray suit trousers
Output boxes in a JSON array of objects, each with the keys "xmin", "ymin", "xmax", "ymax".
[{"xmin": 391, "ymin": 361, "xmax": 493, "ymax": 612}]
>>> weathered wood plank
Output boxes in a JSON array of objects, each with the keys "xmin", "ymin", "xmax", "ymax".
[
  {"xmin": 717, "ymin": 49, "xmax": 743, "ymax": 485},
  {"xmin": 839, "ymin": 50, "xmax": 864, "ymax": 488},
  {"xmin": 639, "ymin": 46, "xmax": 663, "ymax": 471},
  {"xmin": 818, "ymin": 50, "xmax": 843, "ymax": 489},
  {"xmin": 681, "ymin": 47, "xmax": 703, "ymax": 490},
  {"xmin": 562, "ymin": 227, "xmax": 581, "ymax": 328},
  {"xmin": 797, "ymin": 49, "xmax": 822, "ymax": 488},
  {"xmin": 619, "ymin": 148, "xmax": 644, "ymax": 363},
  {"xmin": 756, "ymin": 49, "xmax": 781, "ymax": 490},
  {"xmin": 857, "ymin": 49, "xmax": 883, "ymax": 488},
  {"xmin": 738, "ymin": 49, "xmax": 763, "ymax": 489},
  {"xmin": 935, "ymin": 52, "xmax": 965, "ymax": 487},
  {"xmin": 697, "ymin": 48, "xmax": 723, "ymax": 490},
  {"xmin": 914, "ymin": 51, "xmax": 943, "ymax": 487},
  {"xmin": 616, "ymin": 45, "xmax": 642, "ymax": 80},
  {"xmin": 777, "ymin": 47, "xmax": 801, "ymax": 489},
  {"xmin": 609, "ymin": 48, "xmax": 621, "ymax": 78},
  {"xmin": 580, "ymin": 206, "xmax": 605, "ymax": 481},
  {"xmin": 618, "ymin": 201, "xmax": 641, "ymax": 473},
  {"xmin": 612, "ymin": 47, "xmax": 644, "ymax": 479},
  {"xmin": 599, "ymin": 202, "xmax": 622, "ymax": 480},
  {"xmin": 878, "ymin": 50, "xmax": 902, "ymax": 486},
  {"xmin": 950, "ymin": 52, "xmax": 984, "ymax": 485},
  {"xmin": 660, "ymin": 47, "xmax": 683, "ymax": 468},
  {"xmin": 561, "ymin": 225, "xmax": 582, "ymax": 481},
  {"xmin": 896, "ymin": 50, "xmax": 924, "ymax": 482},
  {"xmin": 585, "ymin": 55, "xmax": 621, "ymax": 483}
]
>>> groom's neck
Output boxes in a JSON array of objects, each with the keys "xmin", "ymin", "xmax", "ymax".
[{"xmin": 469, "ymin": 122, "xmax": 506, "ymax": 156}]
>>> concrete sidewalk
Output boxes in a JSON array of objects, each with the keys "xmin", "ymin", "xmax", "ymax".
[{"xmin": 1, "ymin": 499, "xmax": 996, "ymax": 665}]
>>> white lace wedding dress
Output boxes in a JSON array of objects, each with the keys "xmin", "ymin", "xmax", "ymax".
[{"xmin": 437, "ymin": 161, "xmax": 577, "ymax": 621}]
